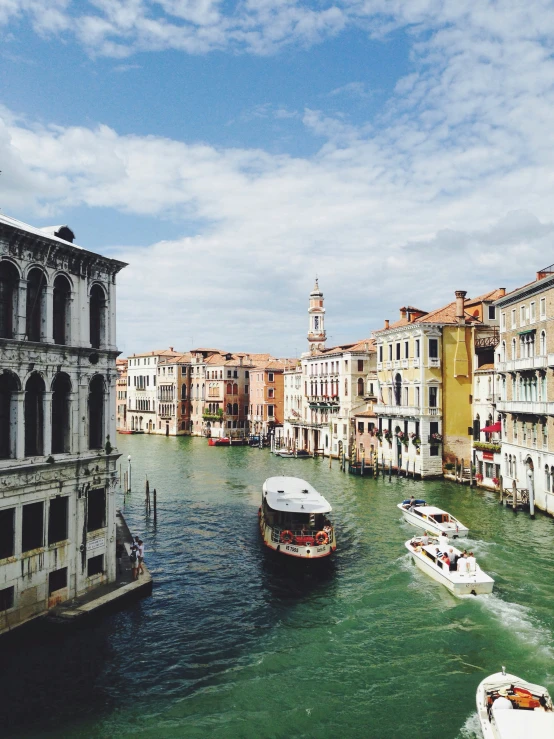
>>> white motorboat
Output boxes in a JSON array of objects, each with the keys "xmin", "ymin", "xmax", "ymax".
[
  {"xmin": 259, "ymin": 476, "xmax": 336, "ymax": 559},
  {"xmin": 398, "ymin": 499, "xmax": 469, "ymax": 538},
  {"xmin": 476, "ymin": 667, "xmax": 554, "ymax": 739},
  {"xmin": 405, "ymin": 537, "xmax": 494, "ymax": 595}
]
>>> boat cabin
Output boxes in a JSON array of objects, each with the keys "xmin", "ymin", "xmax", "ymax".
[{"xmin": 262, "ymin": 476, "xmax": 334, "ymax": 545}]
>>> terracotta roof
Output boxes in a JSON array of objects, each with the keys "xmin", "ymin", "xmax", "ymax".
[
  {"xmin": 466, "ymin": 288, "xmax": 506, "ymax": 306},
  {"xmin": 475, "ymin": 363, "xmax": 495, "ymax": 371},
  {"xmin": 414, "ymin": 300, "xmax": 484, "ymax": 325},
  {"xmin": 354, "ymin": 409, "xmax": 376, "ymax": 418},
  {"xmin": 374, "ymin": 316, "xmax": 411, "ymax": 333},
  {"xmin": 349, "ymin": 338, "xmax": 377, "ymax": 353},
  {"xmin": 158, "ymin": 352, "xmax": 193, "ymax": 364},
  {"xmin": 129, "ymin": 348, "xmax": 183, "ymax": 358}
]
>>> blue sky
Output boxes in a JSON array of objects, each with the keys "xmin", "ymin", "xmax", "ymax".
[{"xmin": 2, "ymin": 1, "xmax": 554, "ymax": 357}]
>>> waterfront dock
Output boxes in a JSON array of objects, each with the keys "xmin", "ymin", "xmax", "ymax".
[{"xmin": 45, "ymin": 509, "xmax": 152, "ymax": 625}]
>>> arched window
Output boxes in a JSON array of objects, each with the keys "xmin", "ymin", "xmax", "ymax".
[
  {"xmin": 26, "ymin": 268, "xmax": 46, "ymax": 342},
  {"xmin": 232, "ymin": 402, "xmax": 238, "ymax": 415},
  {"xmin": 88, "ymin": 375, "xmax": 105, "ymax": 449},
  {"xmin": 53, "ymin": 275, "xmax": 71, "ymax": 345},
  {"xmin": 357, "ymin": 378, "xmax": 364, "ymax": 396},
  {"xmin": 52, "ymin": 373, "xmax": 71, "ymax": 454},
  {"xmin": 233, "ymin": 383, "xmax": 238, "ymax": 395},
  {"xmin": 394, "ymin": 374, "xmax": 402, "ymax": 406},
  {"xmin": 540, "ymin": 330, "xmax": 546, "ymax": 356},
  {"xmin": 226, "ymin": 382, "xmax": 232, "ymax": 394},
  {"xmin": 226, "ymin": 403, "xmax": 232, "ymax": 414},
  {"xmin": 545, "ymin": 465, "xmax": 550, "ymax": 493},
  {"xmin": 0, "ymin": 261, "xmax": 19, "ymax": 339},
  {"xmin": 181, "ymin": 385, "xmax": 187, "ymax": 399},
  {"xmin": 25, "ymin": 373, "xmax": 45, "ymax": 456},
  {"xmin": 511, "ymin": 338, "xmax": 516, "ymax": 359},
  {"xmin": 501, "ymin": 341, "xmax": 506, "ymax": 362},
  {"xmin": 89, "ymin": 284, "xmax": 106, "ymax": 349},
  {"xmin": 0, "ymin": 371, "xmax": 19, "ymax": 459}
]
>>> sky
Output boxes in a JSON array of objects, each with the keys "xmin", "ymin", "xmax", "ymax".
[{"xmin": 2, "ymin": 1, "xmax": 554, "ymax": 358}]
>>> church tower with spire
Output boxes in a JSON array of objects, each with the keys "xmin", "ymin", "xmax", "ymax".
[{"xmin": 307, "ymin": 278, "xmax": 326, "ymax": 353}]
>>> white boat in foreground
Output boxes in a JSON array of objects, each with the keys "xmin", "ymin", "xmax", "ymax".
[
  {"xmin": 405, "ymin": 537, "xmax": 494, "ymax": 595},
  {"xmin": 259, "ymin": 476, "xmax": 336, "ymax": 559},
  {"xmin": 398, "ymin": 499, "xmax": 469, "ymax": 538},
  {"xmin": 477, "ymin": 667, "xmax": 554, "ymax": 739}
]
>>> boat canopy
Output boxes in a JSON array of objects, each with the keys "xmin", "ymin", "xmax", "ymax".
[
  {"xmin": 493, "ymin": 710, "xmax": 554, "ymax": 738},
  {"xmin": 413, "ymin": 505, "xmax": 450, "ymax": 517},
  {"xmin": 263, "ymin": 476, "xmax": 332, "ymax": 514},
  {"xmin": 402, "ymin": 499, "xmax": 427, "ymax": 506}
]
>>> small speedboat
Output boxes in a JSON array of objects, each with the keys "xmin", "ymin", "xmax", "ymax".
[
  {"xmin": 405, "ymin": 537, "xmax": 494, "ymax": 595},
  {"xmin": 274, "ymin": 449, "xmax": 296, "ymax": 458},
  {"xmin": 477, "ymin": 667, "xmax": 554, "ymax": 738},
  {"xmin": 208, "ymin": 437, "xmax": 231, "ymax": 446},
  {"xmin": 259, "ymin": 476, "xmax": 336, "ymax": 559},
  {"xmin": 398, "ymin": 500, "xmax": 468, "ymax": 538}
]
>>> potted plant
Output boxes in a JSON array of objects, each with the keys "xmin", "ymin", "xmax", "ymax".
[
  {"xmin": 383, "ymin": 429, "xmax": 392, "ymax": 443},
  {"xmin": 475, "ymin": 472, "xmax": 483, "ymax": 482},
  {"xmin": 492, "ymin": 476, "xmax": 500, "ymax": 487},
  {"xmin": 429, "ymin": 432, "xmax": 443, "ymax": 443}
]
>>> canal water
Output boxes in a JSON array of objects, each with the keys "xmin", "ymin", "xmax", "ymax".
[{"xmin": 2, "ymin": 435, "xmax": 554, "ymax": 739}]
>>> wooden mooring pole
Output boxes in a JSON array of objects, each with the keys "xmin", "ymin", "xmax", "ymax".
[{"xmin": 153, "ymin": 488, "xmax": 157, "ymax": 523}]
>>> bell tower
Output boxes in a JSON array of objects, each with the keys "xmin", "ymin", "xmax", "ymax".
[{"xmin": 307, "ymin": 279, "xmax": 326, "ymax": 353}]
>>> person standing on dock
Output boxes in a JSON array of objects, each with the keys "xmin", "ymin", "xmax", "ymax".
[
  {"xmin": 137, "ymin": 539, "xmax": 145, "ymax": 576},
  {"xmin": 130, "ymin": 543, "xmax": 139, "ymax": 581},
  {"xmin": 116, "ymin": 541, "xmax": 124, "ymax": 575}
]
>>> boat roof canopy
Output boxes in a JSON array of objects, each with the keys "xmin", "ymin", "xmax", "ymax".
[
  {"xmin": 493, "ymin": 709, "xmax": 554, "ymax": 738},
  {"xmin": 415, "ymin": 506, "xmax": 450, "ymax": 516},
  {"xmin": 263, "ymin": 476, "xmax": 332, "ymax": 514}
]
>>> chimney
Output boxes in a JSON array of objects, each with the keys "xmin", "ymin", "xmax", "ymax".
[
  {"xmin": 170, "ymin": 347, "xmax": 174, "ymax": 352},
  {"xmin": 239, "ymin": 356, "xmax": 243, "ymax": 366},
  {"xmin": 455, "ymin": 290, "xmax": 467, "ymax": 324},
  {"xmin": 400, "ymin": 307, "xmax": 407, "ymax": 320},
  {"xmin": 499, "ymin": 288, "xmax": 506, "ymax": 296},
  {"xmin": 385, "ymin": 319, "xmax": 390, "ymax": 329}
]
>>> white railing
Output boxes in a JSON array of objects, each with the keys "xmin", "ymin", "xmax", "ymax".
[
  {"xmin": 374, "ymin": 404, "xmax": 420, "ymax": 416},
  {"xmin": 412, "ymin": 358, "xmax": 421, "ymax": 368},
  {"xmin": 402, "ymin": 359, "xmax": 409, "ymax": 368},
  {"xmin": 428, "ymin": 358, "xmax": 440, "ymax": 368},
  {"xmin": 496, "ymin": 356, "xmax": 548, "ymax": 372},
  {"xmin": 496, "ymin": 400, "xmax": 554, "ymax": 414}
]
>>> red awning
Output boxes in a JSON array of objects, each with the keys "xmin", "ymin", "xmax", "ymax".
[{"xmin": 481, "ymin": 421, "xmax": 501, "ymax": 433}]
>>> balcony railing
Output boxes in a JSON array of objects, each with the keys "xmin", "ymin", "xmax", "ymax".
[
  {"xmin": 374, "ymin": 404, "xmax": 441, "ymax": 417},
  {"xmin": 495, "ymin": 400, "xmax": 554, "ymax": 414},
  {"xmin": 496, "ymin": 356, "xmax": 548, "ymax": 372},
  {"xmin": 428, "ymin": 358, "xmax": 440, "ymax": 368}
]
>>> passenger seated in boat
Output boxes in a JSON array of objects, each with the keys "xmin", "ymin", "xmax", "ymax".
[{"xmin": 492, "ymin": 689, "xmax": 513, "ymax": 711}]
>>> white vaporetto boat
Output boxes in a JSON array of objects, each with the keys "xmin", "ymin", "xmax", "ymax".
[
  {"xmin": 398, "ymin": 499, "xmax": 469, "ymax": 538},
  {"xmin": 259, "ymin": 476, "xmax": 336, "ymax": 559},
  {"xmin": 476, "ymin": 667, "xmax": 554, "ymax": 739},
  {"xmin": 405, "ymin": 537, "xmax": 494, "ymax": 595}
]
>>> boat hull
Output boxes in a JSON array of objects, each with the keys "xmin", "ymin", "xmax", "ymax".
[
  {"xmin": 259, "ymin": 515, "xmax": 336, "ymax": 559},
  {"xmin": 398, "ymin": 503, "xmax": 469, "ymax": 538},
  {"xmin": 405, "ymin": 541, "xmax": 494, "ymax": 596}
]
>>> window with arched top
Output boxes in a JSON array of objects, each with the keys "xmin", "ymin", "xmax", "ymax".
[
  {"xmin": 53, "ymin": 274, "xmax": 71, "ymax": 345},
  {"xmin": 232, "ymin": 383, "xmax": 238, "ymax": 395},
  {"xmin": 226, "ymin": 382, "xmax": 232, "ymax": 395},
  {"xmin": 226, "ymin": 403, "xmax": 232, "ymax": 414},
  {"xmin": 357, "ymin": 378, "xmax": 364, "ymax": 396},
  {"xmin": 25, "ymin": 373, "xmax": 45, "ymax": 456},
  {"xmin": 232, "ymin": 402, "xmax": 238, "ymax": 415},
  {"xmin": 52, "ymin": 373, "xmax": 71, "ymax": 454},
  {"xmin": 545, "ymin": 465, "xmax": 550, "ymax": 493},
  {"xmin": 540, "ymin": 330, "xmax": 546, "ymax": 356},
  {"xmin": 26, "ymin": 268, "xmax": 46, "ymax": 342},
  {"xmin": 0, "ymin": 371, "xmax": 19, "ymax": 459},
  {"xmin": 501, "ymin": 341, "xmax": 506, "ymax": 362},
  {"xmin": 89, "ymin": 284, "xmax": 106, "ymax": 349},
  {"xmin": 88, "ymin": 375, "xmax": 105, "ymax": 449},
  {"xmin": 0, "ymin": 261, "xmax": 19, "ymax": 339}
]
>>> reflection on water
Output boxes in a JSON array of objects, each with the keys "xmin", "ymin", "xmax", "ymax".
[{"xmin": 1, "ymin": 435, "xmax": 553, "ymax": 739}]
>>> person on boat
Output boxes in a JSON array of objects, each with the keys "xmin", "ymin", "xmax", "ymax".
[
  {"xmin": 466, "ymin": 552, "xmax": 476, "ymax": 574},
  {"xmin": 457, "ymin": 553, "xmax": 468, "ymax": 575},
  {"xmin": 421, "ymin": 531, "xmax": 429, "ymax": 546},
  {"xmin": 408, "ymin": 496, "xmax": 416, "ymax": 509},
  {"xmin": 448, "ymin": 548, "xmax": 459, "ymax": 572},
  {"xmin": 441, "ymin": 552, "xmax": 450, "ymax": 567},
  {"xmin": 492, "ymin": 689, "xmax": 513, "ymax": 711},
  {"xmin": 440, "ymin": 531, "xmax": 449, "ymax": 548}
]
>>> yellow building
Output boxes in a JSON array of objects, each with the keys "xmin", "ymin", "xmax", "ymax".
[{"xmin": 373, "ymin": 289, "xmax": 504, "ymax": 477}]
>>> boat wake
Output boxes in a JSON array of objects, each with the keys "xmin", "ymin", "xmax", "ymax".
[
  {"xmin": 457, "ymin": 711, "xmax": 481, "ymax": 738},
  {"xmin": 470, "ymin": 593, "xmax": 554, "ymax": 658}
]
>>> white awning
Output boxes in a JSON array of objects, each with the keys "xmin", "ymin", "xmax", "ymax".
[{"xmin": 263, "ymin": 476, "xmax": 332, "ymax": 514}]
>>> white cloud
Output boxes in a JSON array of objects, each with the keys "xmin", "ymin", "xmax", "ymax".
[{"xmin": 3, "ymin": 2, "xmax": 554, "ymax": 352}]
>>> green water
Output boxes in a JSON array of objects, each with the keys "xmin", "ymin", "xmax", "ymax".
[{"xmin": 2, "ymin": 435, "xmax": 554, "ymax": 738}]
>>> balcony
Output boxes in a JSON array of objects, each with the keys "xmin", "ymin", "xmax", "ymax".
[
  {"xmin": 495, "ymin": 400, "xmax": 554, "ymax": 414},
  {"xmin": 401, "ymin": 359, "xmax": 409, "ymax": 369},
  {"xmin": 375, "ymin": 404, "xmax": 441, "ymax": 417},
  {"xmin": 496, "ymin": 356, "xmax": 548, "ymax": 372},
  {"xmin": 412, "ymin": 358, "xmax": 421, "ymax": 369},
  {"xmin": 428, "ymin": 358, "xmax": 440, "ymax": 368}
]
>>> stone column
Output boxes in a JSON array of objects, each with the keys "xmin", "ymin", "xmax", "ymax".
[
  {"xmin": 15, "ymin": 279, "xmax": 27, "ymax": 340},
  {"xmin": 78, "ymin": 381, "xmax": 89, "ymax": 454},
  {"xmin": 14, "ymin": 391, "xmax": 25, "ymax": 459},
  {"xmin": 43, "ymin": 285, "xmax": 54, "ymax": 343},
  {"xmin": 43, "ymin": 391, "xmax": 53, "ymax": 456}
]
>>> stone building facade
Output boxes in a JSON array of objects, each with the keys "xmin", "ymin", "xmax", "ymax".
[
  {"xmin": 155, "ymin": 353, "xmax": 192, "ymax": 435},
  {"xmin": 126, "ymin": 348, "xmax": 181, "ymax": 432},
  {"xmin": 0, "ymin": 215, "xmax": 125, "ymax": 634},
  {"xmin": 495, "ymin": 266, "xmax": 554, "ymax": 514}
]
